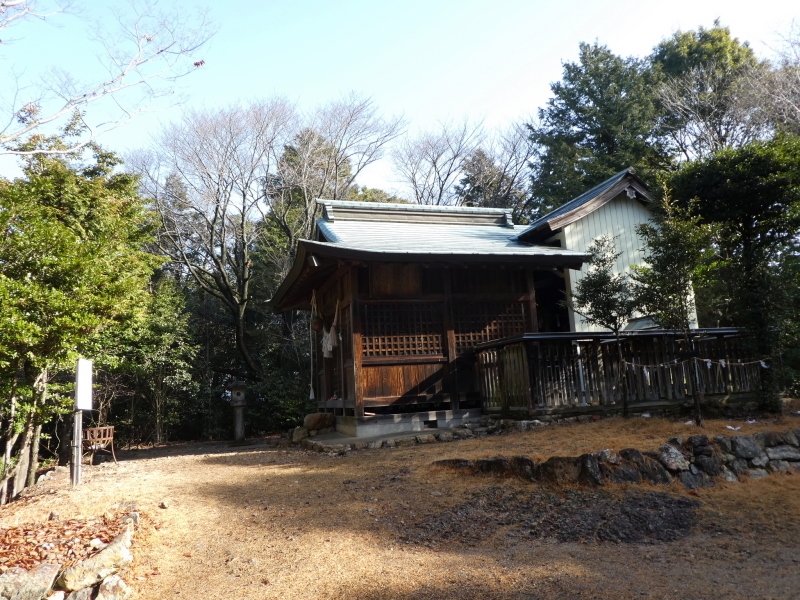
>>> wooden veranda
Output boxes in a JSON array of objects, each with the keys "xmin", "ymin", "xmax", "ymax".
[{"xmin": 474, "ymin": 329, "xmax": 762, "ymax": 417}]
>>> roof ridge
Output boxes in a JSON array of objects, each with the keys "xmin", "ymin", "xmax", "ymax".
[{"xmin": 317, "ymin": 199, "xmax": 511, "ymax": 215}]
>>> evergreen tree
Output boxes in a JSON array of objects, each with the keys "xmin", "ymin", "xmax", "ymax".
[{"xmin": 529, "ymin": 43, "xmax": 668, "ymax": 216}]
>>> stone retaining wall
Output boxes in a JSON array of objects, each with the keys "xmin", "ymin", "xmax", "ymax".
[
  {"xmin": 0, "ymin": 513, "xmax": 138, "ymax": 600},
  {"xmin": 433, "ymin": 428, "xmax": 800, "ymax": 490}
]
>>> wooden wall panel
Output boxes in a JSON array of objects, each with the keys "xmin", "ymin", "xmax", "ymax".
[
  {"xmin": 362, "ymin": 362, "xmax": 445, "ymax": 400},
  {"xmin": 370, "ymin": 264, "xmax": 421, "ymax": 298}
]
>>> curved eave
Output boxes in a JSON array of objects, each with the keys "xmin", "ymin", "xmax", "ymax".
[{"xmin": 269, "ymin": 240, "xmax": 589, "ymax": 313}]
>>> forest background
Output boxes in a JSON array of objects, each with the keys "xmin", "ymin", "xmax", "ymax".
[{"xmin": 2, "ymin": 1, "xmax": 800, "ymax": 497}]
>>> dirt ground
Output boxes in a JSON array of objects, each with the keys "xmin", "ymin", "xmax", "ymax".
[{"xmin": 2, "ymin": 415, "xmax": 800, "ymax": 600}]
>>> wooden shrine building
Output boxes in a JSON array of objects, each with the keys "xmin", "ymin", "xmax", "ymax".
[
  {"xmin": 270, "ymin": 170, "xmax": 760, "ymax": 436},
  {"xmin": 269, "ymin": 199, "xmax": 589, "ymax": 435}
]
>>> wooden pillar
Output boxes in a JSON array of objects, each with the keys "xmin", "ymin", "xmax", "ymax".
[
  {"xmin": 350, "ymin": 267, "xmax": 365, "ymax": 418},
  {"xmin": 526, "ymin": 270, "xmax": 540, "ymax": 333},
  {"xmin": 442, "ymin": 269, "xmax": 460, "ymax": 410}
]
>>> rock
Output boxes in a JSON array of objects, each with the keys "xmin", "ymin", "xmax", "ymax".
[
  {"xmin": 352, "ymin": 442, "xmax": 367, "ymax": 450},
  {"xmin": 366, "ymin": 441, "xmax": 382, "ymax": 449},
  {"xmin": 533, "ymin": 456, "xmax": 582, "ymax": 484},
  {"xmin": 762, "ymin": 431, "xmax": 784, "ymax": 447},
  {"xmin": 65, "ymin": 589, "xmax": 93, "ymax": 600},
  {"xmin": 767, "ymin": 460, "xmax": 792, "ymax": 473},
  {"xmin": 695, "ymin": 456, "xmax": 721, "ymax": 477},
  {"xmin": 678, "ymin": 471, "xmax": 697, "ymax": 490},
  {"xmin": 122, "ymin": 512, "xmax": 139, "ymax": 528},
  {"xmin": 510, "ymin": 455, "xmax": 537, "ymax": 480},
  {"xmin": 766, "ymin": 445, "xmax": 800, "ymax": 461},
  {"xmin": 57, "ymin": 525, "xmax": 133, "ymax": 592},
  {"xmin": 473, "ymin": 427, "xmax": 488, "ymax": 435},
  {"xmin": 0, "ymin": 562, "xmax": 60, "ymax": 600},
  {"xmin": 48, "ymin": 511, "xmax": 60, "ymax": 521},
  {"xmin": 607, "ymin": 464, "xmax": 641, "ymax": 484},
  {"xmin": 693, "ymin": 445, "xmax": 714, "ymax": 458},
  {"xmin": 638, "ymin": 457, "xmax": 673, "ymax": 485},
  {"xmin": 747, "ymin": 469, "xmax": 769, "ymax": 480},
  {"xmin": 303, "ymin": 413, "xmax": 335, "ymax": 431},
  {"xmin": 730, "ymin": 458, "xmax": 749, "ymax": 476},
  {"xmin": 475, "ymin": 457, "xmax": 511, "ymax": 476},
  {"xmin": 578, "ymin": 453, "xmax": 604, "ymax": 486},
  {"xmin": 382, "ymin": 439, "xmax": 396, "ymax": 449},
  {"xmin": 658, "ymin": 444, "xmax": 690, "ymax": 471},
  {"xmin": 619, "ymin": 448, "xmax": 644, "ymax": 463},
  {"xmin": 46, "ymin": 592, "xmax": 66, "ymax": 600},
  {"xmin": 415, "ymin": 434, "xmax": 436, "ymax": 444},
  {"xmin": 731, "ymin": 435, "xmax": 761, "ymax": 459},
  {"xmin": 719, "ymin": 467, "xmax": 739, "ymax": 482},
  {"xmin": 457, "ymin": 429, "xmax": 474, "ymax": 439},
  {"xmin": 158, "ymin": 500, "xmax": 169, "ymax": 509},
  {"xmin": 687, "ymin": 435, "xmax": 709, "ymax": 448},
  {"xmin": 668, "ymin": 436, "xmax": 683, "ymax": 446},
  {"xmin": 678, "ymin": 471, "xmax": 714, "ymax": 490},
  {"xmin": 714, "ymin": 435, "xmax": 732, "ymax": 453},
  {"xmin": 94, "ymin": 575, "xmax": 132, "ymax": 600},
  {"xmin": 291, "ymin": 427, "xmax": 309, "ymax": 443},
  {"xmin": 395, "ymin": 437, "xmax": 417, "ymax": 447},
  {"xmin": 596, "ymin": 449, "xmax": 619, "ymax": 464},
  {"xmin": 432, "ymin": 459, "xmax": 474, "ymax": 470},
  {"xmin": 435, "ymin": 432, "xmax": 454, "ymax": 443},
  {"xmin": 750, "ymin": 452, "xmax": 769, "ymax": 468},
  {"xmin": 781, "ymin": 430, "xmax": 799, "ymax": 447}
]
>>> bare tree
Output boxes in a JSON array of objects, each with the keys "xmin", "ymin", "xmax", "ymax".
[
  {"xmin": 263, "ymin": 93, "xmax": 405, "ymax": 276},
  {"xmin": 454, "ymin": 121, "xmax": 535, "ymax": 218},
  {"xmin": 133, "ymin": 99, "xmax": 295, "ymax": 380},
  {"xmin": 763, "ymin": 23, "xmax": 800, "ymax": 134},
  {"xmin": 1, "ymin": 0, "xmax": 213, "ymax": 155},
  {"xmin": 656, "ymin": 61, "xmax": 773, "ymax": 160},
  {"xmin": 392, "ymin": 119, "xmax": 483, "ymax": 205}
]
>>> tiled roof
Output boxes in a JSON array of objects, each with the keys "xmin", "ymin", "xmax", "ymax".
[{"xmin": 315, "ymin": 201, "xmax": 586, "ymax": 260}]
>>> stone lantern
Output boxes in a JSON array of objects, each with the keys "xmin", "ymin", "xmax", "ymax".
[{"xmin": 229, "ymin": 381, "xmax": 247, "ymax": 443}]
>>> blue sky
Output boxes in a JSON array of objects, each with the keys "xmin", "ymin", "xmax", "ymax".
[{"xmin": 1, "ymin": 0, "xmax": 797, "ymax": 189}]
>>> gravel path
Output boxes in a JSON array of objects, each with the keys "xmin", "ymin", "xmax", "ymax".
[{"xmin": 2, "ymin": 424, "xmax": 800, "ymax": 599}]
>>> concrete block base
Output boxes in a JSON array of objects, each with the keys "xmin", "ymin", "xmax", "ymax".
[{"xmin": 336, "ymin": 409, "xmax": 481, "ymax": 438}]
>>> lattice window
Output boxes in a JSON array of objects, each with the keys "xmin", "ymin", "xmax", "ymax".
[
  {"xmin": 453, "ymin": 302, "xmax": 528, "ymax": 354},
  {"xmin": 360, "ymin": 303, "xmax": 444, "ymax": 357}
]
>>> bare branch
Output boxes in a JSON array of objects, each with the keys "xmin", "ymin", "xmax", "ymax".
[
  {"xmin": 1, "ymin": 0, "xmax": 214, "ymax": 154},
  {"xmin": 392, "ymin": 119, "xmax": 484, "ymax": 205}
]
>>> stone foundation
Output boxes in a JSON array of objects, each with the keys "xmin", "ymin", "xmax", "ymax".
[{"xmin": 434, "ymin": 427, "xmax": 800, "ymax": 490}]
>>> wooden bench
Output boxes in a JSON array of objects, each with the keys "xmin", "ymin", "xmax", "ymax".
[{"xmin": 82, "ymin": 426, "xmax": 117, "ymax": 464}]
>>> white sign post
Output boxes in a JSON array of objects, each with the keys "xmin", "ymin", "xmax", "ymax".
[{"xmin": 71, "ymin": 358, "xmax": 93, "ymax": 487}]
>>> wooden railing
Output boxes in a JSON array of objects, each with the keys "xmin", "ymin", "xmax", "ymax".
[{"xmin": 474, "ymin": 329, "xmax": 761, "ymax": 414}]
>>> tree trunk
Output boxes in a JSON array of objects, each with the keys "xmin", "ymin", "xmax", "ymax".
[
  {"xmin": 26, "ymin": 369, "xmax": 48, "ymax": 488},
  {"xmin": 26, "ymin": 423, "xmax": 42, "ymax": 488},
  {"xmin": 235, "ymin": 313, "xmax": 261, "ymax": 380}
]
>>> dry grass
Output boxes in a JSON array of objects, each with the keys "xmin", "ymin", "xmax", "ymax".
[{"xmin": 1, "ymin": 416, "xmax": 799, "ymax": 600}]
